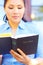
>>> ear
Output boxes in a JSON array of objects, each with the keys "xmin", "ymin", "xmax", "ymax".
[{"xmin": 0, "ymin": 55, "xmax": 3, "ymax": 65}]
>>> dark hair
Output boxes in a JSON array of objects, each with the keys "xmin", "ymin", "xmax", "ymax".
[{"xmin": 4, "ymin": 0, "xmax": 7, "ymax": 8}]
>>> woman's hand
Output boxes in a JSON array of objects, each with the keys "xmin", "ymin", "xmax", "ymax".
[
  {"xmin": 10, "ymin": 48, "xmax": 43, "ymax": 65},
  {"xmin": 10, "ymin": 48, "xmax": 31, "ymax": 65}
]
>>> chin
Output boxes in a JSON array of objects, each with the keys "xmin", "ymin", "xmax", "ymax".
[{"xmin": 13, "ymin": 20, "xmax": 20, "ymax": 24}]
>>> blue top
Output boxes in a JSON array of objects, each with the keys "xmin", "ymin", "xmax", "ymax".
[{"xmin": 0, "ymin": 20, "xmax": 43, "ymax": 65}]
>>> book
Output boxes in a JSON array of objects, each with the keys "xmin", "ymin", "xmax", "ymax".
[
  {"xmin": 0, "ymin": 33, "xmax": 12, "ymax": 54},
  {"xmin": 11, "ymin": 34, "xmax": 39, "ymax": 55},
  {"xmin": 0, "ymin": 33, "xmax": 39, "ymax": 55}
]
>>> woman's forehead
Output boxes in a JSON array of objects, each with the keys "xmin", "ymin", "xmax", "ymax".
[{"xmin": 6, "ymin": 0, "xmax": 24, "ymax": 5}]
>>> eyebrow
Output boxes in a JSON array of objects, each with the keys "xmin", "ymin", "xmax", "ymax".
[{"xmin": 8, "ymin": 4, "xmax": 23, "ymax": 6}]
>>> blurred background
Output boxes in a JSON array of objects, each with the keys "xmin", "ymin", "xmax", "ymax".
[
  {"xmin": 31, "ymin": 0, "xmax": 43, "ymax": 21},
  {"xmin": 0, "ymin": 0, "xmax": 43, "ymax": 23}
]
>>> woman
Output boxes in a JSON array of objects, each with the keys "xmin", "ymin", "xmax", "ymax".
[
  {"xmin": 0, "ymin": 0, "xmax": 43, "ymax": 65},
  {"xmin": 0, "ymin": 0, "xmax": 30, "ymax": 65}
]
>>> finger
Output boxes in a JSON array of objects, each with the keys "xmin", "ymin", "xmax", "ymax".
[
  {"xmin": 17, "ymin": 48, "xmax": 31, "ymax": 61},
  {"xmin": 17, "ymin": 48, "xmax": 26, "ymax": 57},
  {"xmin": 10, "ymin": 49, "xmax": 23, "ymax": 60}
]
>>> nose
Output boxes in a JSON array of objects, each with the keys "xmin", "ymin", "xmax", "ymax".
[{"xmin": 13, "ymin": 8, "xmax": 18, "ymax": 14}]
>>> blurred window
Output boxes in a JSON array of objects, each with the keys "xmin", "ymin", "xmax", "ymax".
[{"xmin": 31, "ymin": 0, "xmax": 43, "ymax": 21}]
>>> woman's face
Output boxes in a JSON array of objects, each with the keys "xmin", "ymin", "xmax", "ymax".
[{"xmin": 4, "ymin": 0, "xmax": 25, "ymax": 24}]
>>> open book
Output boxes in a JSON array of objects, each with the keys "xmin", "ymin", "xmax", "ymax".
[
  {"xmin": 0, "ymin": 33, "xmax": 39, "ymax": 55},
  {"xmin": 0, "ymin": 33, "xmax": 11, "ymax": 54}
]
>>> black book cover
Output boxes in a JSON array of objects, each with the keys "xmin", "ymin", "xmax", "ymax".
[
  {"xmin": 11, "ymin": 34, "xmax": 39, "ymax": 55},
  {"xmin": 0, "ymin": 33, "xmax": 12, "ymax": 54},
  {"xmin": 0, "ymin": 37, "xmax": 12, "ymax": 54}
]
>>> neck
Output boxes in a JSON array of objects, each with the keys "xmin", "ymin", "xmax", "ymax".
[
  {"xmin": 9, "ymin": 21, "xmax": 19, "ymax": 36},
  {"xmin": 8, "ymin": 21, "xmax": 19, "ymax": 30}
]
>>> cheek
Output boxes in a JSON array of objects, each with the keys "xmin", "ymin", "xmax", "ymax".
[
  {"xmin": 20, "ymin": 9, "xmax": 25, "ymax": 18},
  {"xmin": 7, "ymin": 10, "xmax": 11, "ymax": 16},
  {"xmin": 6, "ymin": 10, "xmax": 12, "ymax": 19}
]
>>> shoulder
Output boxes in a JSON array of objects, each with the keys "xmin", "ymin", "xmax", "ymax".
[
  {"xmin": 0, "ymin": 20, "xmax": 5, "ymax": 30},
  {"xmin": 0, "ymin": 20, "xmax": 5, "ymax": 26},
  {"xmin": 0, "ymin": 20, "xmax": 11, "ymax": 33}
]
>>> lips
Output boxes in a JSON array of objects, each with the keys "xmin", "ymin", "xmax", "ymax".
[{"xmin": 12, "ymin": 16, "xmax": 19, "ymax": 19}]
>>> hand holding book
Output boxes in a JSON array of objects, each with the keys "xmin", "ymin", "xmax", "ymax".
[
  {"xmin": 10, "ymin": 48, "xmax": 31, "ymax": 65},
  {"xmin": 10, "ymin": 48, "xmax": 43, "ymax": 65}
]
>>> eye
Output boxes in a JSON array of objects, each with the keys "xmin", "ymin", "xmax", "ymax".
[
  {"xmin": 18, "ymin": 7, "xmax": 22, "ymax": 9},
  {"xmin": 8, "ymin": 7, "xmax": 13, "ymax": 9},
  {"xmin": 18, "ymin": 6, "xmax": 22, "ymax": 9}
]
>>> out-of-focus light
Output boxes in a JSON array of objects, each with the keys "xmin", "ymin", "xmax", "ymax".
[{"xmin": 31, "ymin": 13, "xmax": 35, "ymax": 20}]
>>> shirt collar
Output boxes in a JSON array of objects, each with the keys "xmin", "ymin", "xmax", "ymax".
[
  {"xmin": 18, "ymin": 20, "xmax": 25, "ymax": 29},
  {"xmin": 6, "ymin": 20, "xmax": 25, "ymax": 30}
]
